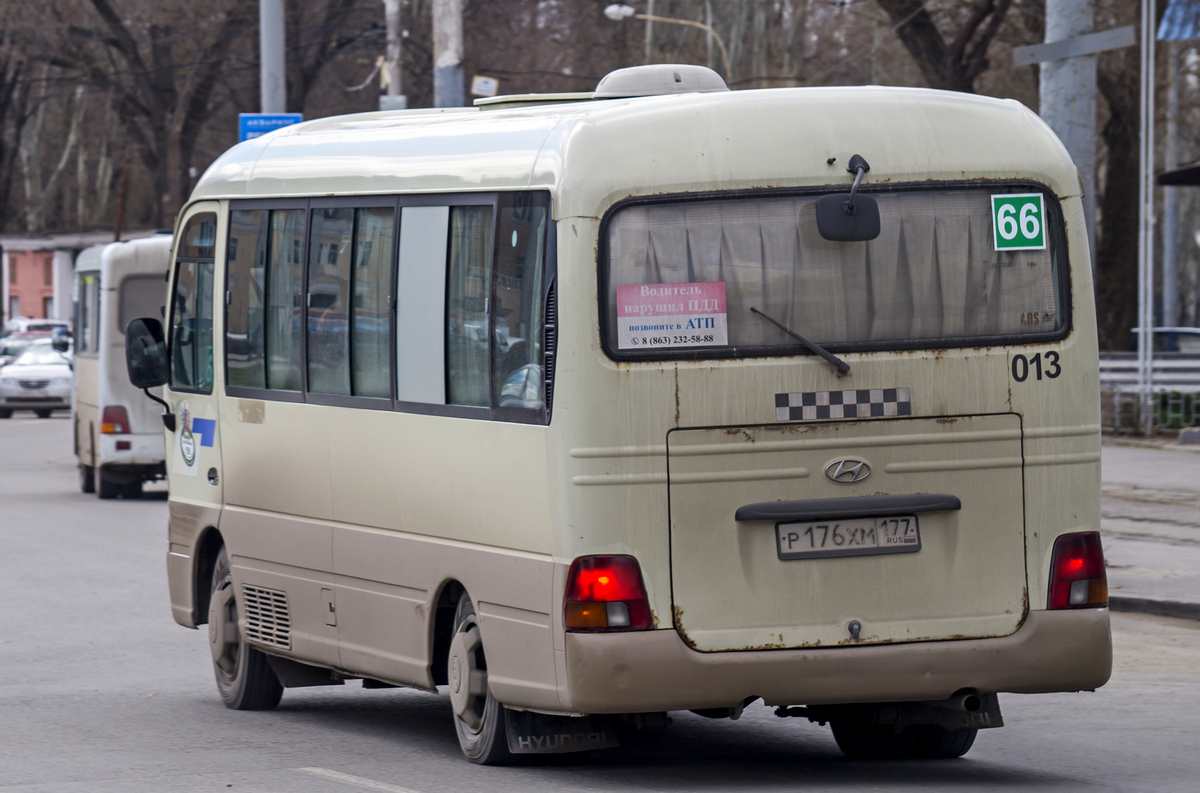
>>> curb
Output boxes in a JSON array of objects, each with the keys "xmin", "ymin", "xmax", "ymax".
[{"xmin": 1109, "ymin": 596, "xmax": 1200, "ymax": 622}]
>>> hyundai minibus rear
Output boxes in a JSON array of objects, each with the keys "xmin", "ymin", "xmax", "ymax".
[{"xmin": 551, "ymin": 83, "xmax": 1110, "ymax": 760}]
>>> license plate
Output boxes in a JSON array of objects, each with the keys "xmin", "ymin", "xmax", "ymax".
[{"xmin": 776, "ymin": 515, "xmax": 921, "ymax": 560}]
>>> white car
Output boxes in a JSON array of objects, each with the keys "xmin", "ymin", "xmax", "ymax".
[
  {"xmin": 0, "ymin": 344, "xmax": 73, "ymax": 418},
  {"xmin": 1, "ymin": 318, "xmax": 70, "ymax": 337}
]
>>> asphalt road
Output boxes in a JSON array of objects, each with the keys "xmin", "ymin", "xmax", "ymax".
[{"xmin": 3, "ymin": 416, "xmax": 1200, "ymax": 792}]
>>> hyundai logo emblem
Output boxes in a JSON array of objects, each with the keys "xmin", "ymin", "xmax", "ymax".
[{"xmin": 825, "ymin": 458, "xmax": 871, "ymax": 483}]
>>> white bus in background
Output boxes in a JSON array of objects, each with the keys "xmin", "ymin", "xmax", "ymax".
[
  {"xmin": 125, "ymin": 65, "xmax": 1111, "ymax": 765},
  {"xmin": 74, "ymin": 235, "xmax": 171, "ymax": 498}
]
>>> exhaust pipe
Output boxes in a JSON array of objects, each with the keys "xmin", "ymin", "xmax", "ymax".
[{"xmin": 938, "ymin": 692, "xmax": 983, "ymax": 713}]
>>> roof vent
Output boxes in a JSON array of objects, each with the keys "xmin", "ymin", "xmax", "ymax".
[{"xmin": 593, "ymin": 64, "xmax": 729, "ymax": 99}]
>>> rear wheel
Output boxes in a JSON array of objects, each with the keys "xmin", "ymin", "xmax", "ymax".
[
  {"xmin": 96, "ymin": 468, "xmax": 119, "ymax": 500},
  {"xmin": 119, "ymin": 480, "xmax": 143, "ymax": 499},
  {"xmin": 0, "ymin": 409, "xmax": 11, "ymax": 419},
  {"xmin": 448, "ymin": 593, "xmax": 514, "ymax": 765},
  {"xmin": 830, "ymin": 723, "xmax": 920, "ymax": 760},
  {"xmin": 831, "ymin": 723, "xmax": 978, "ymax": 760},
  {"xmin": 80, "ymin": 465, "xmax": 95, "ymax": 494},
  {"xmin": 913, "ymin": 727, "xmax": 977, "ymax": 759},
  {"xmin": 34, "ymin": 409, "xmax": 51, "ymax": 419},
  {"xmin": 209, "ymin": 545, "xmax": 283, "ymax": 710}
]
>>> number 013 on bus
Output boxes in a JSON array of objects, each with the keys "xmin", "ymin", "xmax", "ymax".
[{"xmin": 124, "ymin": 64, "xmax": 1110, "ymax": 765}]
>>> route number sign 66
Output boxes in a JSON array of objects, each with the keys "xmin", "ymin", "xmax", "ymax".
[{"xmin": 991, "ymin": 193, "xmax": 1046, "ymax": 251}]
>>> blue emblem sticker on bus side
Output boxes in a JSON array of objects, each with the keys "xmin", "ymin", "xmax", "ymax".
[
  {"xmin": 192, "ymin": 418, "xmax": 216, "ymax": 447},
  {"xmin": 775, "ymin": 388, "xmax": 911, "ymax": 421}
]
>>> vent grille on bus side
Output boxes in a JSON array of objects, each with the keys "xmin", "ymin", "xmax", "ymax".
[
  {"xmin": 241, "ymin": 584, "xmax": 292, "ymax": 650},
  {"xmin": 544, "ymin": 280, "xmax": 557, "ymax": 419}
]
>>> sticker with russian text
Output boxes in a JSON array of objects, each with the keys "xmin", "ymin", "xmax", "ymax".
[{"xmin": 616, "ymin": 281, "xmax": 728, "ymax": 350}]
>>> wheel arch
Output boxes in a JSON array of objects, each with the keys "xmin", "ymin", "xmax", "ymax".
[
  {"xmin": 192, "ymin": 527, "xmax": 225, "ymax": 626},
  {"xmin": 429, "ymin": 578, "xmax": 465, "ymax": 686}
]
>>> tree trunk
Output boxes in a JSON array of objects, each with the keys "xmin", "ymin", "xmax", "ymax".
[
  {"xmin": 875, "ymin": 0, "xmax": 1013, "ymax": 93},
  {"xmin": 1095, "ymin": 54, "xmax": 1140, "ymax": 350}
]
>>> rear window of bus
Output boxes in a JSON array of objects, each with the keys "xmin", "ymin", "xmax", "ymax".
[{"xmin": 600, "ymin": 184, "xmax": 1069, "ymax": 360}]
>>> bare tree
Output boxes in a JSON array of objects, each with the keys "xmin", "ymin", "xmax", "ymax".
[
  {"xmin": 874, "ymin": 0, "xmax": 1014, "ymax": 92},
  {"xmin": 0, "ymin": 7, "xmax": 36, "ymax": 232},
  {"xmin": 51, "ymin": 0, "xmax": 251, "ymax": 227},
  {"xmin": 18, "ymin": 81, "xmax": 86, "ymax": 232},
  {"xmin": 286, "ymin": 0, "xmax": 381, "ymax": 114},
  {"xmin": 1093, "ymin": 0, "xmax": 1150, "ymax": 351}
]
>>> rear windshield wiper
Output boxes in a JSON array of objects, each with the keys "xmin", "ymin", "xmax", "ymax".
[{"xmin": 750, "ymin": 307, "xmax": 850, "ymax": 375}]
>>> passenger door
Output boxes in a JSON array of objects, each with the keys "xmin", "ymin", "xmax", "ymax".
[{"xmin": 165, "ymin": 205, "xmax": 223, "ymax": 530}]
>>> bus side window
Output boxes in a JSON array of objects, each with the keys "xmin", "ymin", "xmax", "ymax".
[
  {"xmin": 492, "ymin": 193, "xmax": 548, "ymax": 410},
  {"xmin": 119, "ymin": 275, "xmax": 167, "ymax": 338},
  {"xmin": 170, "ymin": 212, "xmax": 217, "ymax": 393},
  {"xmin": 225, "ymin": 208, "xmax": 306, "ymax": 392},
  {"xmin": 306, "ymin": 206, "xmax": 395, "ymax": 398},
  {"xmin": 90, "ymin": 276, "xmax": 101, "ymax": 353},
  {"xmin": 267, "ymin": 210, "xmax": 305, "ymax": 390},
  {"xmin": 76, "ymin": 274, "xmax": 96, "ymax": 354},
  {"xmin": 226, "ymin": 209, "xmax": 268, "ymax": 388},
  {"xmin": 446, "ymin": 205, "xmax": 495, "ymax": 407},
  {"xmin": 307, "ymin": 208, "xmax": 355, "ymax": 395},
  {"xmin": 351, "ymin": 207, "xmax": 394, "ymax": 398}
]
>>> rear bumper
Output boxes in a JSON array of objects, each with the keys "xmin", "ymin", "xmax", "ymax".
[
  {"xmin": 562, "ymin": 608, "xmax": 1111, "ymax": 713},
  {"xmin": 98, "ymin": 432, "xmax": 165, "ymax": 467}
]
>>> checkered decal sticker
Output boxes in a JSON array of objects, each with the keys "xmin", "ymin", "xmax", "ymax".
[{"xmin": 775, "ymin": 388, "xmax": 912, "ymax": 421}]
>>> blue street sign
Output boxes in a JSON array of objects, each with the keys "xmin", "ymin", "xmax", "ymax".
[{"xmin": 238, "ymin": 113, "xmax": 303, "ymax": 143}]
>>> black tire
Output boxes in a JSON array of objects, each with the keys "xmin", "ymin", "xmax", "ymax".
[
  {"xmin": 209, "ymin": 545, "xmax": 283, "ymax": 710},
  {"xmin": 448, "ymin": 593, "xmax": 515, "ymax": 765},
  {"xmin": 120, "ymin": 480, "xmax": 143, "ymax": 499},
  {"xmin": 96, "ymin": 468, "xmax": 119, "ymax": 500},
  {"xmin": 913, "ymin": 727, "xmax": 977, "ymax": 759},
  {"xmin": 0, "ymin": 409, "xmax": 11, "ymax": 419},
  {"xmin": 831, "ymin": 723, "xmax": 920, "ymax": 760},
  {"xmin": 34, "ymin": 409, "xmax": 51, "ymax": 419},
  {"xmin": 80, "ymin": 465, "xmax": 95, "ymax": 494}
]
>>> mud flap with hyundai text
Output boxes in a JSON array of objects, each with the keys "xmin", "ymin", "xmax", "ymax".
[{"xmin": 504, "ymin": 709, "xmax": 620, "ymax": 754}]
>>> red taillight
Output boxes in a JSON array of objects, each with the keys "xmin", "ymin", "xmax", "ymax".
[
  {"xmin": 564, "ymin": 555, "xmax": 652, "ymax": 631},
  {"xmin": 101, "ymin": 406, "xmax": 131, "ymax": 434},
  {"xmin": 1048, "ymin": 531, "xmax": 1108, "ymax": 609}
]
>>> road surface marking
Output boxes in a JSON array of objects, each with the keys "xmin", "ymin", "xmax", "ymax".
[{"xmin": 298, "ymin": 767, "xmax": 423, "ymax": 793}]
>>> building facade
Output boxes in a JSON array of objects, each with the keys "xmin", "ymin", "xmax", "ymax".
[{"xmin": 0, "ymin": 232, "xmax": 157, "ymax": 327}]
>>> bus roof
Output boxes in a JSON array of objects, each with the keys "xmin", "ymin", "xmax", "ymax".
[
  {"xmin": 191, "ymin": 85, "xmax": 1078, "ymax": 219},
  {"xmin": 73, "ymin": 234, "xmax": 173, "ymax": 275}
]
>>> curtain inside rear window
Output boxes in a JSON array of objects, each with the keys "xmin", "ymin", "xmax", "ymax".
[{"xmin": 604, "ymin": 188, "xmax": 1065, "ymax": 354}]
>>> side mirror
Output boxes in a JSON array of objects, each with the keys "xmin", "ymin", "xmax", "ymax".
[
  {"xmin": 52, "ymin": 336, "xmax": 69, "ymax": 352},
  {"xmin": 815, "ymin": 193, "xmax": 881, "ymax": 242},
  {"xmin": 125, "ymin": 317, "xmax": 168, "ymax": 389},
  {"xmin": 126, "ymin": 317, "xmax": 176, "ymax": 431}
]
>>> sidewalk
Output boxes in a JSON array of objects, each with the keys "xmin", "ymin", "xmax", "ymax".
[{"xmin": 1101, "ymin": 439, "xmax": 1200, "ymax": 620}]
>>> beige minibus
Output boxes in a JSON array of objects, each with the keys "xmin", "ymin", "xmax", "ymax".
[{"xmin": 126, "ymin": 65, "xmax": 1110, "ymax": 764}]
